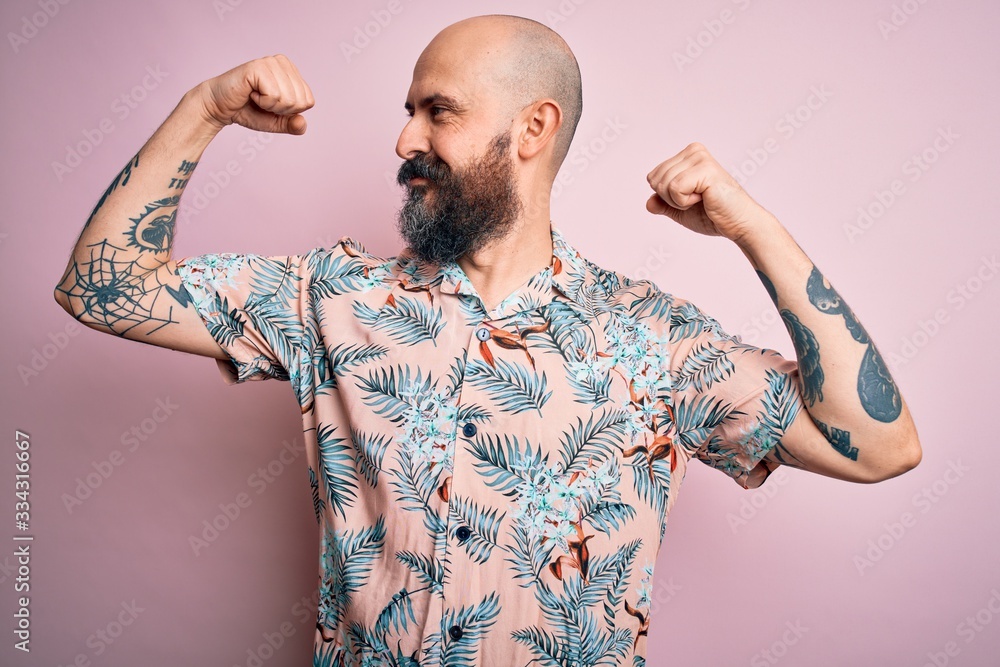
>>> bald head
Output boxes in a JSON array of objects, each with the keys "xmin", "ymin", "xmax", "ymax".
[{"xmin": 420, "ymin": 15, "xmax": 583, "ymax": 182}]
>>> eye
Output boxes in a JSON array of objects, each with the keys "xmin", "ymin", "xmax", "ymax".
[{"xmin": 430, "ymin": 105, "xmax": 447, "ymax": 117}]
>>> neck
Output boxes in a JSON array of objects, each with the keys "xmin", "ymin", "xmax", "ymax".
[{"xmin": 457, "ymin": 216, "xmax": 553, "ymax": 313}]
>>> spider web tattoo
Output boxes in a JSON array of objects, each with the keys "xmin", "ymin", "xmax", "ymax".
[{"xmin": 58, "ymin": 238, "xmax": 191, "ymax": 336}]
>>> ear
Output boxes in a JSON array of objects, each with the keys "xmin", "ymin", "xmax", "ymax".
[{"xmin": 516, "ymin": 99, "xmax": 562, "ymax": 162}]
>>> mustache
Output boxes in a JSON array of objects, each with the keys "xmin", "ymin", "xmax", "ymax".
[{"xmin": 396, "ymin": 153, "xmax": 450, "ymax": 186}]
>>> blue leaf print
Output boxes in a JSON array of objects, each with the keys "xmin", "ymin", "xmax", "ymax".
[
  {"xmin": 465, "ymin": 358, "xmax": 552, "ymax": 415},
  {"xmin": 467, "ymin": 433, "xmax": 546, "ymax": 498},
  {"xmin": 308, "ymin": 248, "xmax": 370, "ymax": 298},
  {"xmin": 557, "ymin": 409, "xmax": 630, "ymax": 473},
  {"xmin": 247, "ymin": 255, "xmax": 302, "ymax": 309},
  {"xmin": 309, "ymin": 465, "xmax": 324, "ymax": 524},
  {"xmin": 673, "ymin": 339, "xmax": 736, "ymax": 392},
  {"xmin": 349, "ymin": 428, "xmax": 390, "ymax": 489},
  {"xmin": 447, "ymin": 494, "xmax": 507, "ymax": 564},
  {"xmin": 395, "ymin": 551, "xmax": 446, "ymax": 597},
  {"xmin": 317, "ymin": 515, "xmax": 386, "ymax": 634},
  {"xmin": 352, "ymin": 295, "xmax": 446, "ymax": 347},
  {"xmin": 317, "ymin": 422, "xmax": 359, "ymax": 521},
  {"xmin": 355, "ymin": 365, "xmax": 435, "ymax": 424},
  {"xmin": 440, "ymin": 591, "xmax": 501, "ymax": 666}
]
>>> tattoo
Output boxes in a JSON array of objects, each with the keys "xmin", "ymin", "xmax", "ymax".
[
  {"xmin": 769, "ymin": 441, "xmax": 807, "ymax": 469},
  {"xmin": 169, "ymin": 160, "xmax": 198, "ymax": 189},
  {"xmin": 858, "ymin": 341, "xmax": 901, "ymax": 422},
  {"xmin": 56, "ymin": 239, "xmax": 189, "ymax": 336},
  {"xmin": 806, "ymin": 267, "xmax": 865, "ymax": 341},
  {"xmin": 779, "ymin": 309, "xmax": 824, "ymax": 405},
  {"xmin": 756, "ymin": 269, "xmax": 778, "ymax": 307},
  {"xmin": 125, "ymin": 196, "xmax": 178, "ymax": 253},
  {"xmin": 76, "ymin": 152, "xmax": 140, "ymax": 240},
  {"xmin": 58, "ymin": 157, "xmax": 200, "ymax": 335},
  {"xmin": 813, "ymin": 417, "xmax": 858, "ymax": 461},
  {"xmin": 806, "ymin": 266, "xmax": 902, "ymax": 423}
]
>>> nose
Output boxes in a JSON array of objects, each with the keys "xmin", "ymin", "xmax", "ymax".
[{"xmin": 395, "ymin": 115, "xmax": 430, "ymax": 161}]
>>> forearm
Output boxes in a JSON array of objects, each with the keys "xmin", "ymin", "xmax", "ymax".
[
  {"xmin": 733, "ymin": 210, "xmax": 918, "ymax": 467},
  {"xmin": 54, "ymin": 84, "xmax": 221, "ymax": 310}
]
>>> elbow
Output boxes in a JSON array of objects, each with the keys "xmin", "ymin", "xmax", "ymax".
[
  {"xmin": 53, "ymin": 285, "xmax": 74, "ymax": 316},
  {"xmin": 862, "ymin": 436, "xmax": 922, "ymax": 483}
]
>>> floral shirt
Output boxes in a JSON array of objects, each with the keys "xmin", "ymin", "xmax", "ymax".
[{"xmin": 175, "ymin": 224, "xmax": 801, "ymax": 667}]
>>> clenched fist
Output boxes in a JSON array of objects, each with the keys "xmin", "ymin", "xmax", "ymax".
[
  {"xmin": 194, "ymin": 54, "xmax": 315, "ymax": 135},
  {"xmin": 645, "ymin": 142, "xmax": 767, "ymax": 245}
]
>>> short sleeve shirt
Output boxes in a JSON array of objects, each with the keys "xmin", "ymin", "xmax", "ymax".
[{"xmin": 175, "ymin": 224, "xmax": 802, "ymax": 666}]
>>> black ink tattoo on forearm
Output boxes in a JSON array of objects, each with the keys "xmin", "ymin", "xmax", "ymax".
[
  {"xmin": 168, "ymin": 159, "xmax": 198, "ymax": 190},
  {"xmin": 814, "ymin": 417, "xmax": 858, "ymax": 461},
  {"xmin": 779, "ymin": 309, "xmax": 824, "ymax": 405},
  {"xmin": 125, "ymin": 196, "xmax": 178, "ymax": 254},
  {"xmin": 805, "ymin": 266, "xmax": 902, "ymax": 423}
]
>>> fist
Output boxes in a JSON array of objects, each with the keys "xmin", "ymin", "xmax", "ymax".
[
  {"xmin": 645, "ymin": 142, "xmax": 763, "ymax": 244},
  {"xmin": 196, "ymin": 54, "xmax": 315, "ymax": 135}
]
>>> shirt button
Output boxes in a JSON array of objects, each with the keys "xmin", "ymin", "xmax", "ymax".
[
  {"xmin": 449, "ymin": 624, "xmax": 464, "ymax": 640},
  {"xmin": 475, "ymin": 327, "xmax": 490, "ymax": 341},
  {"xmin": 461, "ymin": 422, "xmax": 477, "ymax": 437},
  {"xmin": 456, "ymin": 525, "xmax": 472, "ymax": 541}
]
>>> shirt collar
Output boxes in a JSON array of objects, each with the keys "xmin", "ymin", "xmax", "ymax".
[{"xmin": 391, "ymin": 223, "xmax": 591, "ymax": 319}]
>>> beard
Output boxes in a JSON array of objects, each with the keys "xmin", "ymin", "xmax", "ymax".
[{"xmin": 395, "ymin": 129, "xmax": 523, "ymax": 264}]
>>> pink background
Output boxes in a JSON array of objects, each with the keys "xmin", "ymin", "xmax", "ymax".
[{"xmin": 3, "ymin": 0, "xmax": 998, "ymax": 665}]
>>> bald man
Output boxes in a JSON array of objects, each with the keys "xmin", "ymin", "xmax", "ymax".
[{"xmin": 54, "ymin": 13, "xmax": 921, "ymax": 666}]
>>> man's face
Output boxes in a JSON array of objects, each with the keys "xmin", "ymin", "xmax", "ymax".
[{"xmin": 395, "ymin": 38, "xmax": 524, "ymax": 264}]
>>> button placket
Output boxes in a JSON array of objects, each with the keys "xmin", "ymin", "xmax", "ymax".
[{"xmin": 435, "ymin": 325, "xmax": 486, "ymax": 648}]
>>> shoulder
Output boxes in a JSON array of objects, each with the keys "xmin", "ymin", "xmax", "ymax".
[
  {"xmin": 581, "ymin": 256, "xmax": 739, "ymax": 343},
  {"xmin": 579, "ymin": 255, "xmax": 675, "ymax": 320},
  {"xmin": 304, "ymin": 236, "xmax": 403, "ymax": 289}
]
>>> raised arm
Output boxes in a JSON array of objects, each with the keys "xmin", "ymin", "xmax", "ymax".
[
  {"xmin": 646, "ymin": 142, "xmax": 922, "ymax": 483},
  {"xmin": 52, "ymin": 54, "xmax": 315, "ymax": 359}
]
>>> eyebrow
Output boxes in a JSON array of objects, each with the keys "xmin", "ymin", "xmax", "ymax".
[{"xmin": 403, "ymin": 93, "xmax": 463, "ymax": 114}]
